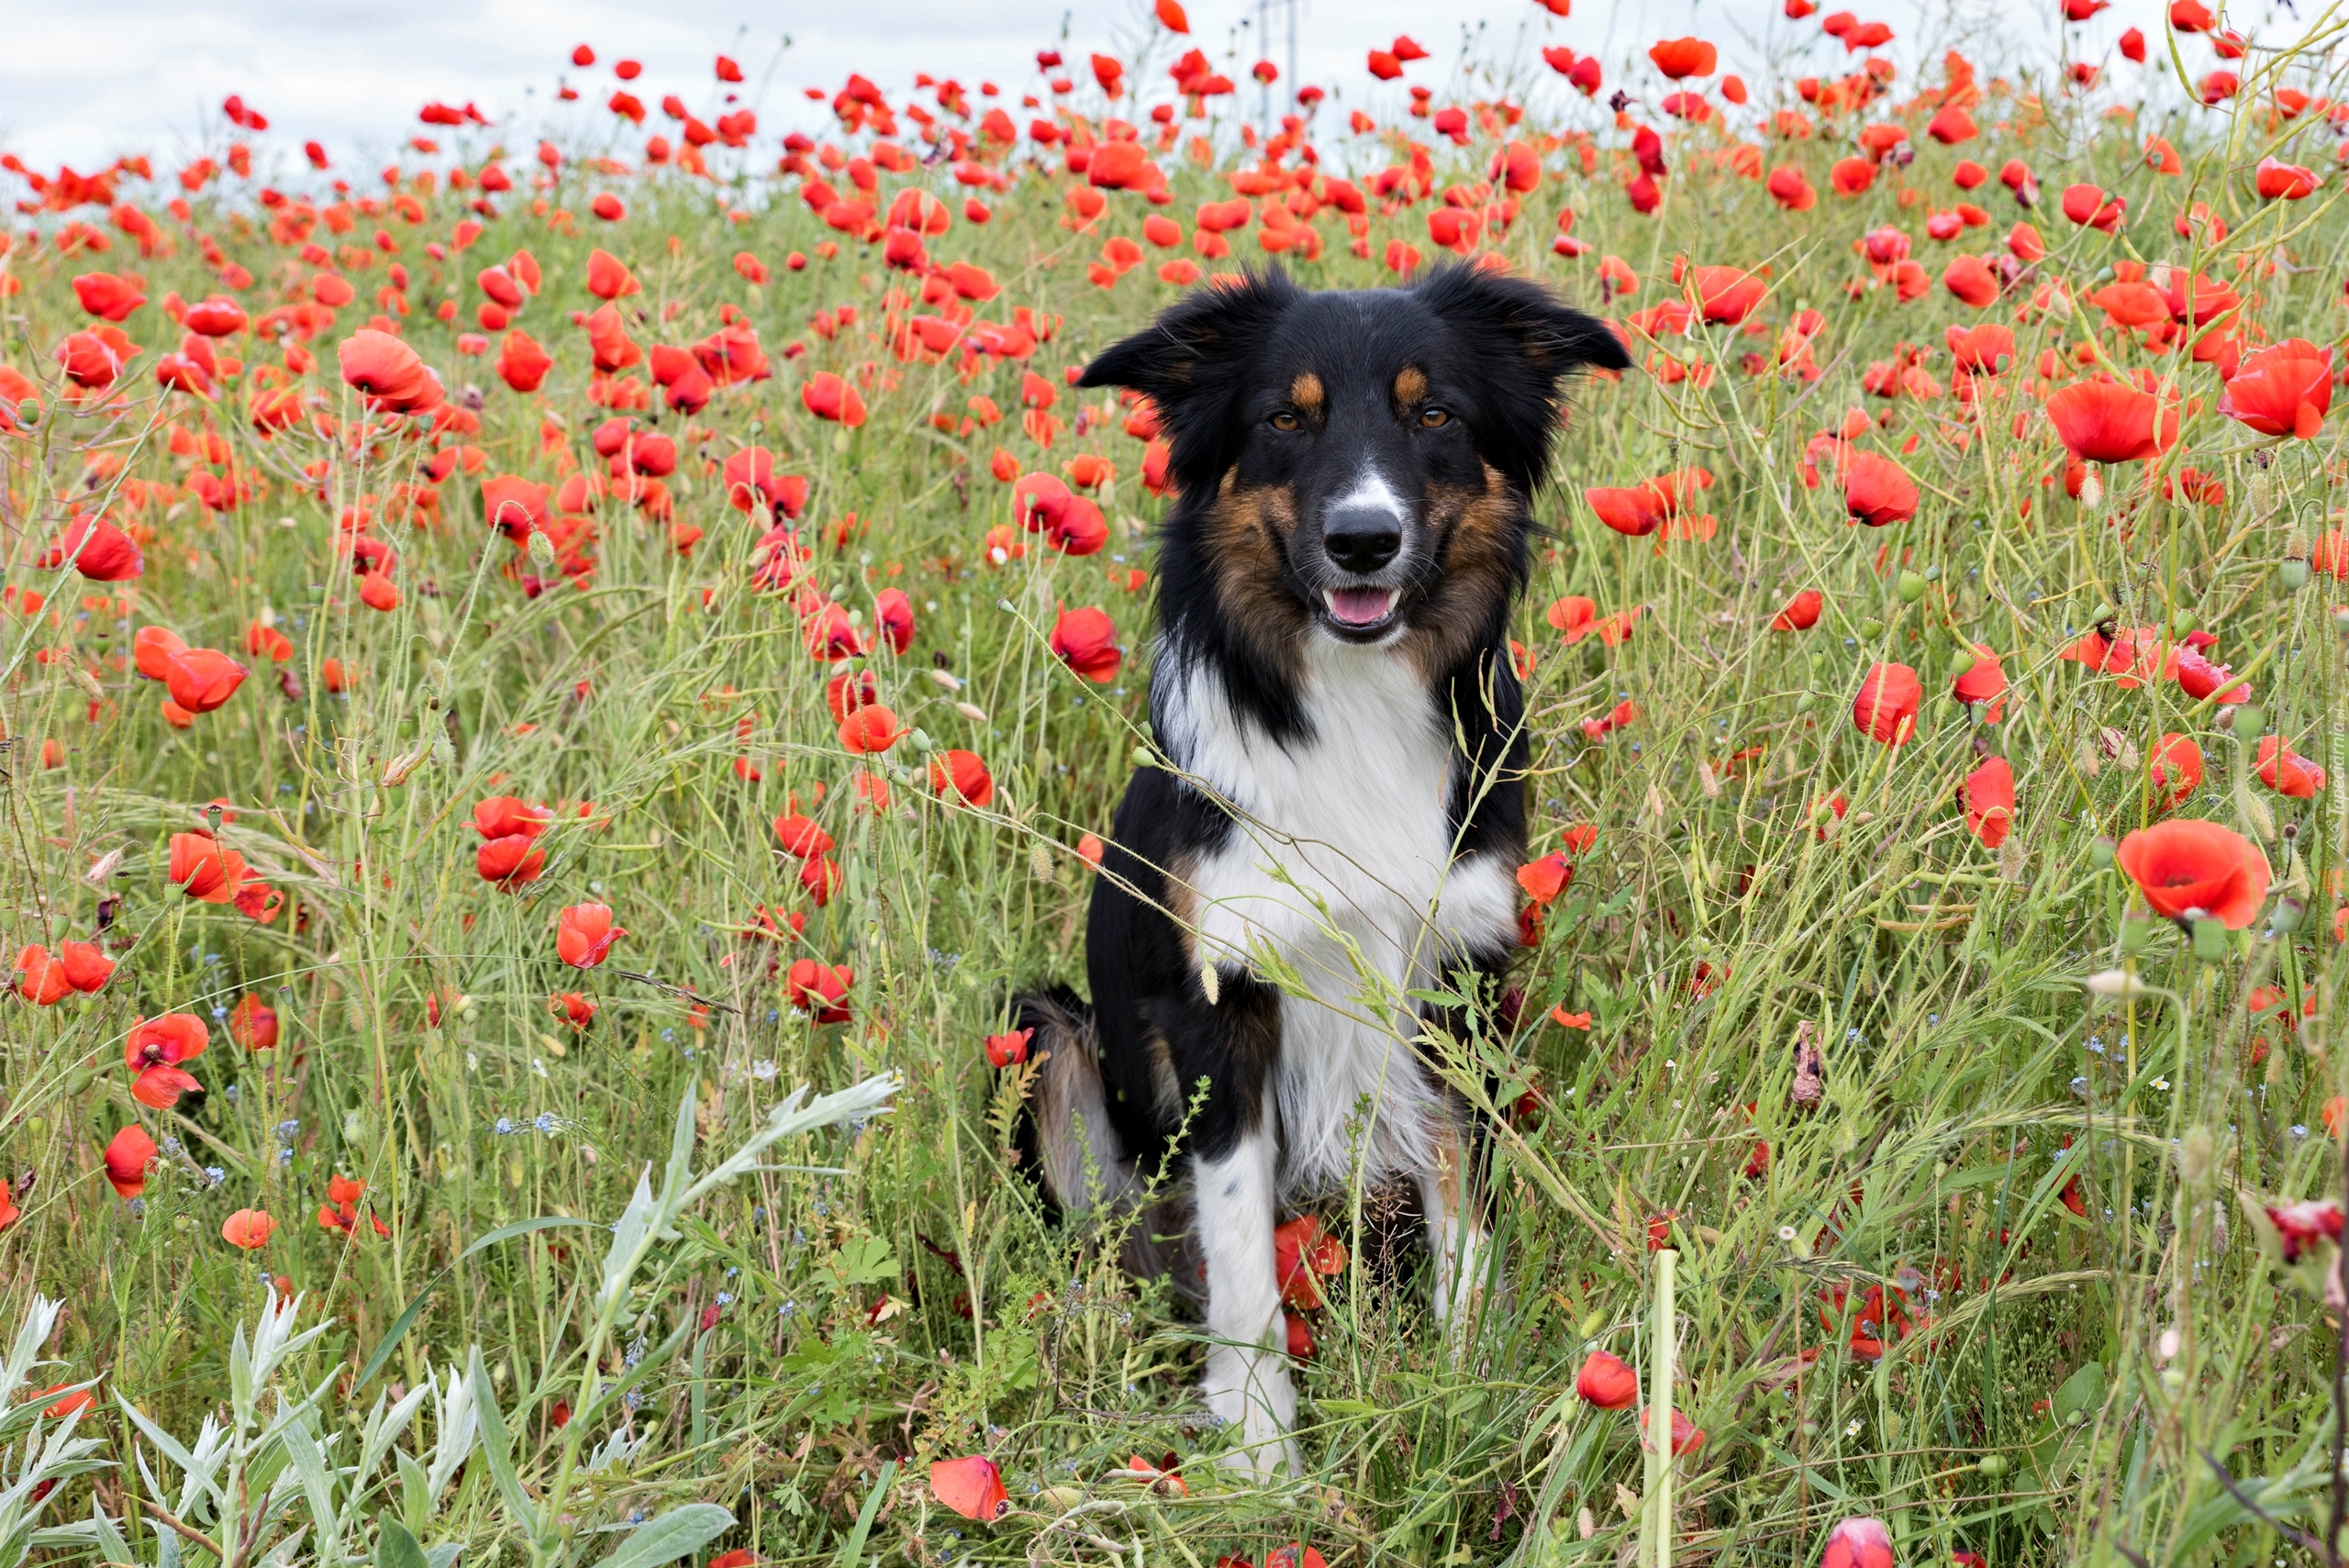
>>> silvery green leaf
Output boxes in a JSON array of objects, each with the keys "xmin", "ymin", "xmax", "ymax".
[
  {"xmin": 598, "ymin": 1169, "xmax": 659, "ymax": 1313},
  {"xmin": 425, "ymin": 1363, "xmax": 477, "ymax": 1500},
  {"xmin": 376, "ymin": 1516, "xmax": 429, "ymax": 1568},
  {"xmin": 283, "ymin": 1415, "xmax": 343, "ymax": 1567},
  {"xmin": 595, "ymin": 1504, "xmax": 733, "ymax": 1568},
  {"xmin": 424, "ymin": 1544, "xmax": 462, "ymax": 1568},
  {"xmin": 463, "ymin": 1350, "xmax": 534, "ymax": 1530}
]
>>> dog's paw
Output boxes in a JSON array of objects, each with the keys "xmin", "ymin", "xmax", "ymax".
[{"xmin": 1204, "ymin": 1351, "xmax": 1299, "ymax": 1478}]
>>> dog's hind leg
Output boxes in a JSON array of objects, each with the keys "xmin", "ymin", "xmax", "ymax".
[{"xmin": 1193, "ymin": 1106, "xmax": 1298, "ymax": 1477}]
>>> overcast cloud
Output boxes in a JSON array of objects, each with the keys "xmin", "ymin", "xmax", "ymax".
[{"xmin": 0, "ymin": 0, "xmax": 2299, "ymax": 180}]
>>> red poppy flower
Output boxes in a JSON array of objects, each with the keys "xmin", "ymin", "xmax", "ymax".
[
  {"xmin": 230, "ymin": 994, "xmax": 280, "ymax": 1051},
  {"xmin": 786, "ymin": 959, "xmax": 854, "ymax": 1023},
  {"xmin": 42, "ymin": 517, "xmax": 143, "ymax": 581},
  {"xmin": 1961, "ymin": 755, "xmax": 2015, "ymax": 848},
  {"xmin": 1951, "ymin": 647, "xmax": 2007, "ymax": 719},
  {"xmin": 2254, "ymin": 158, "xmax": 2321, "ymax": 201},
  {"xmin": 1050, "ymin": 606, "xmax": 1122, "ymax": 683},
  {"xmin": 163, "ymin": 649, "xmax": 248, "ymax": 713},
  {"xmin": 58, "ymin": 940, "xmax": 113, "ymax": 994},
  {"xmin": 1648, "ymin": 38, "xmax": 1718, "ymax": 78},
  {"xmin": 1772, "ymin": 589, "xmax": 1824, "ymax": 630},
  {"xmin": 72, "ymin": 272, "xmax": 146, "ymax": 322},
  {"xmin": 930, "ymin": 749, "xmax": 995, "ymax": 807},
  {"xmin": 1273, "ymin": 1214, "xmax": 1349, "ymax": 1308},
  {"xmin": 1687, "ymin": 265, "xmax": 1764, "ymax": 324},
  {"xmin": 556, "ymin": 902, "xmax": 626, "ymax": 967},
  {"xmin": 2146, "ymin": 732, "xmax": 2202, "ymax": 809},
  {"xmin": 473, "ymin": 795, "xmax": 553, "ymax": 840},
  {"xmin": 14, "ymin": 946, "xmax": 71, "ymax": 1006},
  {"xmin": 1517, "ymin": 852, "xmax": 1573, "ymax": 905},
  {"xmin": 2045, "ymin": 379, "xmax": 2178, "ymax": 464},
  {"xmin": 222, "ymin": 1208, "xmax": 277, "ymax": 1249},
  {"xmin": 127, "ymin": 1012, "xmax": 208, "ymax": 1106},
  {"xmin": 2255, "ymin": 736, "xmax": 2327, "ymax": 798},
  {"xmin": 1637, "ymin": 1405, "xmax": 1706, "ymax": 1454},
  {"xmin": 55, "ymin": 327, "xmax": 134, "ymax": 390},
  {"xmin": 2218, "ymin": 339, "xmax": 2331, "ymax": 439},
  {"xmin": 1820, "ymin": 1517, "xmax": 1896, "ymax": 1568},
  {"xmin": 1841, "ymin": 451, "xmax": 1917, "ymax": 527},
  {"xmin": 104, "ymin": 1124, "xmax": 157, "ymax": 1199},
  {"xmin": 839, "ymin": 703, "xmax": 904, "ymax": 754},
  {"xmin": 803, "ymin": 371, "xmax": 867, "ymax": 427},
  {"xmin": 477, "ymin": 836, "xmax": 548, "ymax": 888},
  {"xmin": 2115, "ymin": 818, "xmax": 2269, "ymax": 928},
  {"xmin": 1576, "ymin": 1351, "xmax": 1640, "ymax": 1408},
  {"xmin": 1851, "ymin": 663, "xmax": 1922, "ymax": 745},
  {"xmin": 168, "ymin": 830, "xmax": 246, "ymax": 902},
  {"xmin": 584, "ymin": 248, "xmax": 640, "ymax": 300},
  {"xmin": 549, "ymin": 991, "xmax": 598, "ymax": 1029},
  {"xmin": 337, "ymin": 329, "xmax": 443, "ymax": 415},
  {"xmin": 184, "ymin": 296, "xmax": 249, "ymax": 337},
  {"xmin": 984, "ymin": 1028, "xmax": 1031, "ymax": 1067},
  {"xmin": 497, "ymin": 330, "xmax": 553, "ymax": 393},
  {"xmin": 930, "ymin": 1456, "xmax": 1010, "ymax": 1520}
]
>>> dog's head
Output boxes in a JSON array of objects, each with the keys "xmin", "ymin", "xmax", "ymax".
[{"xmin": 1080, "ymin": 265, "xmax": 1628, "ymax": 653}]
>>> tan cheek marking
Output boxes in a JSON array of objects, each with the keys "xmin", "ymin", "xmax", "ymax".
[
  {"xmin": 1289, "ymin": 372, "xmax": 1324, "ymax": 413},
  {"xmin": 1394, "ymin": 365, "xmax": 1429, "ymax": 406}
]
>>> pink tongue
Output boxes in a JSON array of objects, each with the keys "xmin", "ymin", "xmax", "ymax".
[{"xmin": 1330, "ymin": 587, "xmax": 1393, "ymax": 626}]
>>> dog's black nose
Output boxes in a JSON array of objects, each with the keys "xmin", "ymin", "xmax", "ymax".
[{"xmin": 1322, "ymin": 507, "xmax": 1401, "ymax": 574}]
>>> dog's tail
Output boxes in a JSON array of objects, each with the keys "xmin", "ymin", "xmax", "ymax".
[
  {"xmin": 1015, "ymin": 985, "xmax": 1142, "ymax": 1213},
  {"xmin": 1015, "ymin": 985, "xmax": 1203, "ymax": 1305}
]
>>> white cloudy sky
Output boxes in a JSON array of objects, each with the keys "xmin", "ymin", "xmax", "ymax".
[{"xmin": 0, "ymin": 0, "xmax": 2306, "ymax": 178}]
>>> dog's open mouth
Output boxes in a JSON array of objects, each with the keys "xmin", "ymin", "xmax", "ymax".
[{"xmin": 1322, "ymin": 586, "xmax": 1399, "ymax": 633}]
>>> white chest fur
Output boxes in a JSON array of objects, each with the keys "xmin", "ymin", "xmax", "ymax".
[{"xmin": 1155, "ymin": 637, "xmax": 1518, "ymax": 1195}]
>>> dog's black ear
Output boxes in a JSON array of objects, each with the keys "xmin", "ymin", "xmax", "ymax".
[
  {"xmin": 1078, "ymin": 269, "xmax": 1300, "ymax": 494},
  {"xmin": 1413, "ymin": 263, "xmax": 1630, "ymax": 494}
]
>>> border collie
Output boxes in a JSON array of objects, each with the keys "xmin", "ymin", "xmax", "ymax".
[{"xmin": 1018, "ymin": 264, "xmax": 1628, "ymax": 1473}]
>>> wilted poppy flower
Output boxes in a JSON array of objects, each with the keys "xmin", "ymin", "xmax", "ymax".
[
  {"xmin": 930, "ymin": 749, "xmax": 995, "ymax": 806},
  {"xmin": 2045, "ymin": 379, "xmax": 2178, "ymax": 464},
  {"xmin": 168, "ymin": 830, "xmax": 245, "ymax": 902},
  {"xmin": 42, "ymin": 517, "xmax": 142, "ymax": 582},
  {"xmin": 2267, "ymin": 1198, "xmax": 2344, "ymax": 1262},
  {"xmin": 1961, "ymin": 755, "xmax": 2015, "ymax": 848},
  {"xmin": 104, "ymin": 1123, "xmax": 157, "ymax": 1199},
  {"xmin": 1576, "ymin": 1351, "xmax": 1640, "ymax": 1407},
  {"xmin": 127, "ymin": 1012, "xmax": 208, "ymax": 1106},
  {"xmin": 222, "ymin": 1208, "xmax": 277, "ymax": 1249},
  {"xmin": 984, "ymin": 1028, "xmax": 1032, "ymax": 1067},
  {"xmin": 1852, "ymin": 663, "xmax": 1922, "ymax": 745},
  {"xmin": 2115, "ymin": 818, "xmax": 2269, "ymax": 928},
  {"xmin": 163, "ymin": 648, "xmax": 248, "ymax": 713},
  {"xmin": 557, "ymin": 902, "xmax": 626, "ymax": 966},
  {"xmin": 930, "ymin": 1455, "xmax": 1010, "ymax": 1520},
  {"xmin": 1820, "ymin": 1517, "xmax": 1895, "ymax": 1568},
  {"xmin": 1050, "ymin": 606, "xmax": 1121, "ymax": 682},
  {"xmin": 2255, "ymin": 736, "xmax": 2327, "ymax": 798},
  {"xmin": 1772, "ymin": 589, "xmax": 1823, "ymax": 630},
  {"xmin": 2218, "ymin": 339, "xmax": 2331, "ymax": 439},
  {"xmin": 547, "ymin": 991, "xmax": 597, "ymax": 1029}
]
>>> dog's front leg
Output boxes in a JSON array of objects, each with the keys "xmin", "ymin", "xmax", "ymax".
[
  {"xmin": 1418, "ymin": 1125, "xmax": 1488, "ymax": 1333},
  {"xmin": 1194, "ymin": 1109, "xmax": 1297, "ymax": 1476}
]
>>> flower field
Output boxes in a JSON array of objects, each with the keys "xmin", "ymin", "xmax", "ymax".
[{"xmin": 1, "ymin": 2, "xmax": 2346, "ymax": 1563}]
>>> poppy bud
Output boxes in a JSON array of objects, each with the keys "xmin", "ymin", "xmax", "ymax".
[
  {"xmin": 2190, "ymin": 915, "xmax": 2231, "ymax": 962},
  {"xmin": 529, "ymin": 528, "xmax": 557, "ymax": 570}
]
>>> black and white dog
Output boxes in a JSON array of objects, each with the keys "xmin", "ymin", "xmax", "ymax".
[{"xmin": 1019, "ymin": 264, "xmax": 1627, "ymax": 1472}]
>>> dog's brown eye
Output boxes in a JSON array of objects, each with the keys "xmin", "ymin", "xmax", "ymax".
[
  {"xmin": 1269, "ymin": 410, "xmax": 1301, "ymax": 431},
  {"xmin": 1419, "ymin": 406, "xmax": 1452, "ymax": 429}
]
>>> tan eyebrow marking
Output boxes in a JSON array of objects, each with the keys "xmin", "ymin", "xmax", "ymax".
[
  {"xmin": 1288, "ymin": 372, "xmax": 1324, "ymax": 412},
  {"xmin": 1393, "ymin": 365, "xmax": 1428, "ymax": 406}
]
